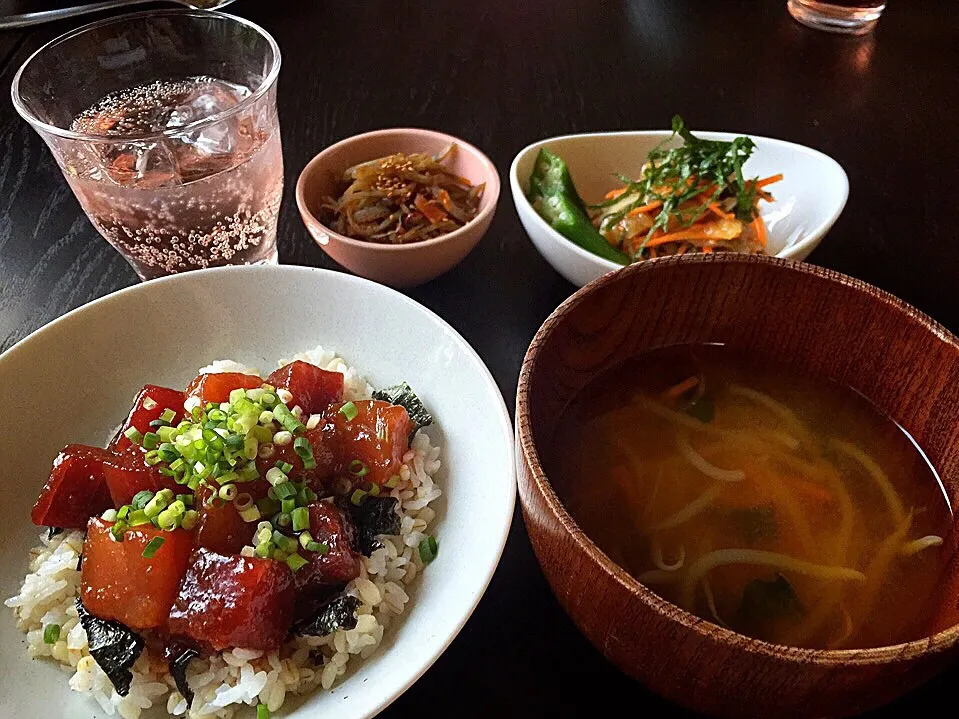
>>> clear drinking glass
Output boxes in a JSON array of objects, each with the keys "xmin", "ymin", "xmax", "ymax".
[
  {"xmin": 787, "ymin": 0, "xmax": 886, "ymax": 35},
  {"xmin": 11, "ymin": 10, "xmax": 283, "ymax": 280}
]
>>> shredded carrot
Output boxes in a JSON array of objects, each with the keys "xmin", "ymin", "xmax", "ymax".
[
  {"xmin": 754, "ymin": 173, "xmax": 783, "ymax": 189},
  {"xmin": 676, "ymin": 245, "xmax": 688, "ymax": 256},
  {"xmin": 789, "ymin": 476, "xmax": 836, "ymax": 509},
  {"xmin": 664, "ymin": 376, "xmax": 699, "ymax": 400},
  {"xmin": 414, "ymin": 193, "xmax": 447, "ymax": 224},
  {"xmin": 604, "ymin": 187, "xmax": 628, "ymax": 200},
  {"xmin": 707, "ymin": 203, "xmax": 733, "ymax": 220},
  {"xmin": 626, "ymin": 200, "xmax": 663, "ymax": 217},
  {"xmin": 644, "ymin": 228, "xmax": 717, "ymax": 249},
  {"xmin": 752, "ymin": 215, "xmax": 767, "ymax": 249},
  {"xmin": 703, "ymin": 245, "xmax": 714, "ymax": 254},
  {"xmin": 648, "ymin": 247, "xmax": 658, "ymax": 258},
  {"xmin": 437, "ymin": 189, "xmax": 455, "ymax": 213}
]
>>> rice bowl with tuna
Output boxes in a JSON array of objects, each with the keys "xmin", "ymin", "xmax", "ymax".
[{"xmin": 6, "ymin": 345, "xmax": 444, "ymax": 719}]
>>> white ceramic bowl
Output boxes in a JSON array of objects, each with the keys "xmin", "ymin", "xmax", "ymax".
[
  {"xmin": 0, "ymin": 266, "xmax": 515, "ymax": 718},
  {"xmin": 510, "ymin": 130, "xmax": 849, "ymax": 287}
]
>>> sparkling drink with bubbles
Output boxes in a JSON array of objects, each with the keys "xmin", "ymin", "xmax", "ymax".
[
  {"xmin": 64, "ymin": 77, "xmax": 282, "ymax": 278},
  {"xmin": 12, "ymin": 11, "xmax": 282, "ymax": 280}
]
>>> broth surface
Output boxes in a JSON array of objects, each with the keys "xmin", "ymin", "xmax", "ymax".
[{"xmin": 549, "ymin": 344, "xmax": 955, "ymax": 649}]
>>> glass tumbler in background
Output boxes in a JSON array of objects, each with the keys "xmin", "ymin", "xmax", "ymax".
[
  {"xmin": 787, "ymin": 0, "xmax": 886, "ymax": 35},
  {"xmin": 11, "ymin": 10, "xmax": 283, "ymax": 280}
]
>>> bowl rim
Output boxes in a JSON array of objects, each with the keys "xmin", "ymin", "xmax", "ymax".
[
  {"xmin": 295, "ymin": 127, "xmax": 501, "ymax": 253},
  {"xmin": 508, "ymin": 129, "xmax": 850, "ymax": 268},
  {"xmin": 1, "ymin": 264, "xmax": 517, "ymax": 718},
  {"xmin": 516, "ymin": 252, "xmax": 959, "ymax": 666}
]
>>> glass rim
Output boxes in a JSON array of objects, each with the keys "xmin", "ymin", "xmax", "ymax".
[{"xmin": 10, "ymin": 8, "xmax": 281, "ymax": 143}]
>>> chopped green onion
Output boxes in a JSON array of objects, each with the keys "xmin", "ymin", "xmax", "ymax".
[
  {"xmin": 243, "ymin": 435, "xmax": 259, "ymax": 460},
  {"xmin": 275, "ymin": 460, "xmax": 293, "ymax": 474},
  {"xmin": 157, "ymin": 425, "xmax": 177, "ymax": 443},
  {"xmin": 238, "ymin": 504, "xmax": 261, "ymax": 523},
  {"xmin": 234, "ymin": 492, "xmax": 254, "ymax": 511},
  {"xmin": 258, "ymin": 410, "xmax": 274, "ymax": 425},
  {"xmin": 43, "ymin": 623, "xmax": 61, "ymax": 644},
  {"xmin": 293, "ymin": 436, "xmax": 316, "ymax": 470},
  {"xmin": 348, "ymin": 460, "xmax": 369, "ymax": 477},
  {"xmin": 339, "ymin": 401, "xmax": 358, "ymax": 421},
  {"xmin": 117, "ymin": 505, "xmax": 131, "ymax": 521},
  {"xmin": 298, "ymin": 530, "xmax": 314, "ymax": 549},
  {"xmin": 110, "ymin": 521, "xmax": 127, "ymax": 541},
  {"xmin": 219, "ymin": 484, "xmax": 238, "ymax": 501},
  {"xmin": 272, "ymin": 531, "xmax": 298, "ymax": 553},
  {"xmin": 142, "ymin": 432, "xmax": 160, "ymax": 450},
  {"xmin": 176, "ymin": 494, "xmax": 194, "ymax": 507},
  {"xmin": 307, "ymin": 541, "xmax": 328, "ymax": 554},
  {"xmin": 255, "ymin": 541, "xmax": 272, "ymax": 558},
  {"xmin": 123, "ymin": 427, "xmax": 143, "ymax": 444},
  {"xmin": 159, "ymin": 408, "xmax": 177, "ymax": 423},
  {"xmin": 367, "ymin": 483, "xmax": 380, "ymax": 497},
  {"xmin": 143, "ymin": 450, "xmax": 161, "ymax": 466},
  {"xmin": 350, "ymin": 489, "xmax": 368, "ymax": 506},
  {"xmin": 275, "ymin": 512, "xmax": 292, "ymax": 528},
  {"xmin": 285, "ymin": 553, "xmax": 308, "ymax": 572},
  {"xmin": 144, "ymin": 494, "xmax": 168, "ymax": 519},
  {"xmin": 265, "ymin": 467, "xmax": 288, "ymax": 487},
  {"xmin": 128, "ymin": 509, "xmax": 150, "ymax": 526},
  {"xmin": 101, "ymin": 508, "xmax": 118, "ymax": 522},
  {"xmin": 142, "ymin": 536, "xmax": 165, "ymax": 558},
  {"xmin": 229, "ymin": 388, "xmax": 247, "ymax": 404},
  {"xmin": 157, "ymin": 508, "xmax": 179, "ymax": 531},
  {"xmin": 273, "ymin": 482, "xmax": 297, "ymax": 500},
  {"xmin": 257, "ymin": 523, "xmax": 274, "ymax": 542},
  {"xmin": 385, "ymin": 475, "xmax": 401, "ymax": 489},
  {"xmin": 281, "ymin": 498, "xmax": 296, "ymax": 514},
  {"xmin": 272, "ymin": 403, "xmax": 304, "ymax": 433},
  {"xmin": 142, "ymin": 396, "xmax": 158, "ymax": 411},
  {"xmin": 256, "ymin": 496, "xmax": 281, "ymax": 517},
  {"xmin": 180, "ymin": 510, "xmax": 199, "ymax": 531},
  {"xmin": 291, "ymin": 507, "xmax": 310, "ymax": 532},
  {"xmin": 418, "ymin": 535, "xmax": 438, "ymax": 564},
  {"xmin": 272, "ymin": 430, "xmax": 293, "ymax": 446}
]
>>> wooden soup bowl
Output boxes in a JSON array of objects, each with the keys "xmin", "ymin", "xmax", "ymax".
[{"xmin": 515, "ymin": 254, "xmax": 959, "ymax": 718}]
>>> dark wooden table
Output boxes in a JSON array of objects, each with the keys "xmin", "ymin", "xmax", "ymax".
[{"xmin": 1, "ymin": 1, "xmax": 957, "ymax": 716}]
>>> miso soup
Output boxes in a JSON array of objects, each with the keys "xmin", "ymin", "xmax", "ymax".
[{"xmin": 549, "ymin": 344, "xmax": 954, "ymax": 649}]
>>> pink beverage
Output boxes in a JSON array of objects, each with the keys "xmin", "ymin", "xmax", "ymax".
[{"xmin": 64, "ymin": 76, "xmax": 283, "ymax": 279}]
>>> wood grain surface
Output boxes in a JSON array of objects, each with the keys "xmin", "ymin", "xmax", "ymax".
[
  {"xmin": 0, "ymin": 1, "xmax": 957, "ymax": 716},
  {"xmin": 516, "ymin": 254, "xmax": 959, "ymax": 718}
]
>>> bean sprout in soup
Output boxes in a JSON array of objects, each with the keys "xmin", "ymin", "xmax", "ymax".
[{"xmin": 549, "ymin": 344, "xmax": 955, "ymax": 650}]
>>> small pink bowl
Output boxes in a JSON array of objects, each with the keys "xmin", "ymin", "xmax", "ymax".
[{"xmin": 295, "ymin": 128, "xmax": 500, "ymax": 288}]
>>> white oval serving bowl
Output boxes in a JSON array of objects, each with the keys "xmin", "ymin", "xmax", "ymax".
[
  {"xmin": 0, "ymin": 265, "xmax": 515, "ymax": 719},
  {"xmin": 510, "ymin": 130, "xmax": 849, "ymax": 287}
]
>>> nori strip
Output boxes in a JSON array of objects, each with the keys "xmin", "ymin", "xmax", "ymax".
[
  {"xmin": 346, "ymin": 496, "xmax": 400, "ymax": 555},
  {"xmin": 372, "ymin": 382, "xmax": 433, "ymax": 437},
  {"xmin": 295, "ymin": 594, "xmax": 361, "ymax": 637},
  {"xmin": 75, "ymin": 598, "xmax": 145, "ymax": 697},
  {"xmin": 47, "ymin": 526, "xmax": 64, "ymax": 540},
  {"xmin": 169, "ymin": 647, "xmax": 198, "ymax": 707}
]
